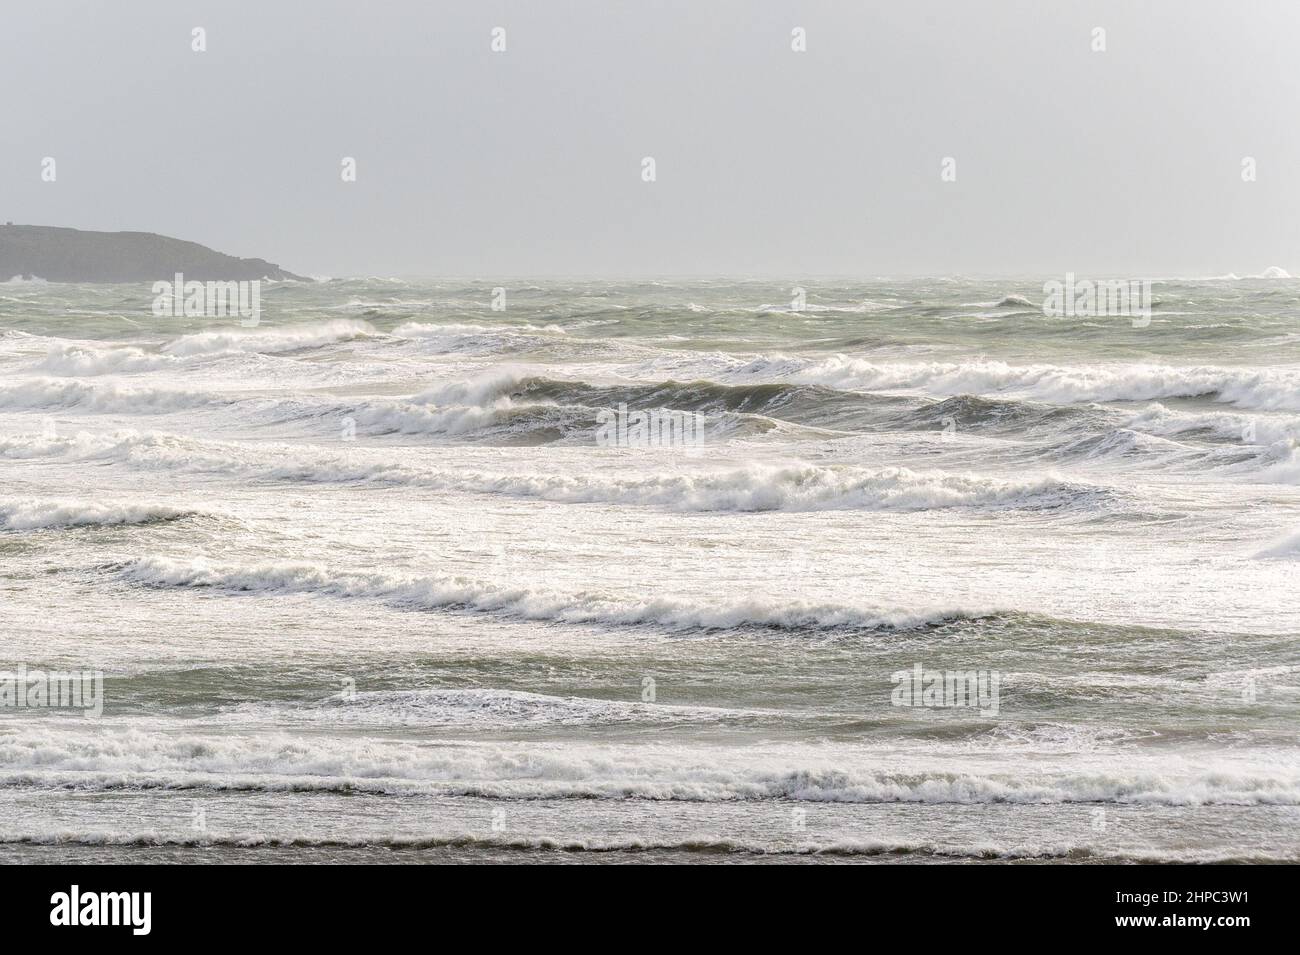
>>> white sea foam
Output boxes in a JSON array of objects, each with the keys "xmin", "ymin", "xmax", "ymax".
[
  {"xmin": 410, "ymin": 366, "xmax": 535, "ymax": 407},
  {"xmin": 0, "ymin": 378, "xmax": 214, "ymax": 413},
  {"xmin": 5, "ymin": 284, "xmax": 1300, "ymax": 863},
  {"xmin": 323, "ymin": 392, "xmax": 526, "ymax": 437},
  {"xmin": 1254, "ymin": 530, "xmax": 1300, "ymax": 559},
  {"xmin": 2, "ymin": 429, "xmax": 1109, "ymax": 513},
  {"xmin": 0, "ymin": 727, "xmax": 1295, "ymax": 807},
  {"xmin": 1124, "ymin": 403, "xmax": 1300, "ymax": 445},
  {"xmin": 715, "ymin": 356, "xmax": 1300, "ymax": 412},
  {"xmin": 115, "ymin": 554, "xmax": 993, "ymax": 632},
  {"xmin": 0, "ymin": 367, "xmax": 561, "ymax": 436},
  {"xmin": 1258, "ymin": 451, "xmax": 1300, "ymax": 485},
  {"xmin": 434, "ymin": 463, "xmax": 1108, "ymax": 513},
  {"xmin": 0, "ymin": 378, "xmax": 512, "ymax": 433},
  {"xmin": 0, "ymin": 498, "xmax": 195, "ymax": 531},
  {"xmin": 31, "ymin": 343, "xmax": 177, "ymax": 376},
  {"xmin": 162, "ymin": 318, "xmax": 376, "ymax": 356}
]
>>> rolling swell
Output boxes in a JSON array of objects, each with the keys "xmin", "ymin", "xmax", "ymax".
[
  {"xmin": 8, "ymin": 360, "xmax": 1293, "ymax": 470},
  {"xmin": 3, "ymin": 723, "xmax": 1296, "ymax": 807},
  {"xmin": 111, "ymin": 553, "xmax": 1001, "ymax": 633},
  {"xmin": 6, "ymin": 431, "xmax": 1119, "ymax": 513},
  {"xmin": 0, "ymin": 498, "xmax": 199, "ymax": 531}
]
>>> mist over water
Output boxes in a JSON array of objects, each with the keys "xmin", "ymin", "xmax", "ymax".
[{"xmin": 0, "ymin": 277, "xmax": 1297, "ymax": 862}]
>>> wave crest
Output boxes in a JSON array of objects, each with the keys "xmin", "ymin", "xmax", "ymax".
[
  {"xmin": 114, "ymin": 554, "xmax": 996, "ymax": 633},
  {"xmin": 163, "ymin": 319, "xmax": 376, "ymax": 356},
  {"xmin": 0, "ymin": 498, "xmax": 195, "ymax": 531}
]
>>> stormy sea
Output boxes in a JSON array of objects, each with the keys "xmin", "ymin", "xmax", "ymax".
[{"xmin": 1, "ymin": 276, "xmax": 1297, "ymax": 864}]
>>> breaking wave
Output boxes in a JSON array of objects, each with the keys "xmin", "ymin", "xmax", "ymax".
[
  {"xmin": 0, "ymin": 379, "xmax": 213, "ymax": 413},
  {"xmin": 0, "ymin": 498, "xmax": 196, "ymax": 531},
  {"xmin": 1255, "ymin": 530, "xmax": 1300, "ymax": 560},
  {"xmin": 721, "ymin": 356, "xmax": 1300, "ymax": 412},
  {"xmin": 2, "ymin": 430, "xmax": 1114, "ymax": 513},
  {"xmin": 2, "ymin": 725, "xmax": 1296, "ymax": 807},
  {"xmin": 113, "ymin": 554, "xmax": 997, "ymax": 633},
  {"xmin": 162, "ymin": 319, "xmax": 376, "ymax": 356}
]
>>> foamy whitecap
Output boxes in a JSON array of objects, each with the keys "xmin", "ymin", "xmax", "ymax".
[
  {"xmin": 0, "ymin": 498, "xmax": 195, "ymax": 531},
  {"xmin": 162, "ymin": 318, "xmax": 376, "ymax": 356},
  {"xmin": 1255, "ymin": 530, "xmax": 1300, "ymax": 559},
  {"xmin": 115, "ymin": 554, "xmax": 996, "ymax": 632},
  {"xmin": 762, "ymin": 356, "xmax": 1300, "ymax": 411},
  {"xmin": 1, "ymin": 725, "xmax": 1295, "ymax": 807},
  {"xmin": 2, "ymin": 429, "xmax": 1113, "ymax": 513}
]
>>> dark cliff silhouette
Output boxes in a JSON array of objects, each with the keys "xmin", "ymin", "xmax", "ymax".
[{"xmin": 0, "ymin": 224, "xmax": 308, "ymax": 282}]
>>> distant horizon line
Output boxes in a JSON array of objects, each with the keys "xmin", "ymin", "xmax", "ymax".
[
  {"xmin": 9, "ymin": 270, "xmax": 1298, "ymax": 284},
  {"xmin": 4, "ymin": 224, "xmax": 1293, "ymax": 283},
  {"xmin": 289, "ymin": 269, "xmax": 1298, "ymax": 282}
]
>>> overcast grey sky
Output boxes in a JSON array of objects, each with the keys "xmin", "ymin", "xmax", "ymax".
[{"xmin": 2, "ymin": 1, "xmax": 1297, "ymax": 277}]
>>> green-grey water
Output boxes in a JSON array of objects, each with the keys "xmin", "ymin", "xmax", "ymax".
[{"xmin": 1, "ymin": 276, "xmax": 1298, "ymax": 862}]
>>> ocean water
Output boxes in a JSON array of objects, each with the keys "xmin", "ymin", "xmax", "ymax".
[{"xmin": 1, "ymin": 276, "xmax": 1298, "ymax": 864}]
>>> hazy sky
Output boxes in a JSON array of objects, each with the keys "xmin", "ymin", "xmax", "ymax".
[{"xmin": 3, "ymin": 1, "xmax": 1297, "ymax": 277}]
